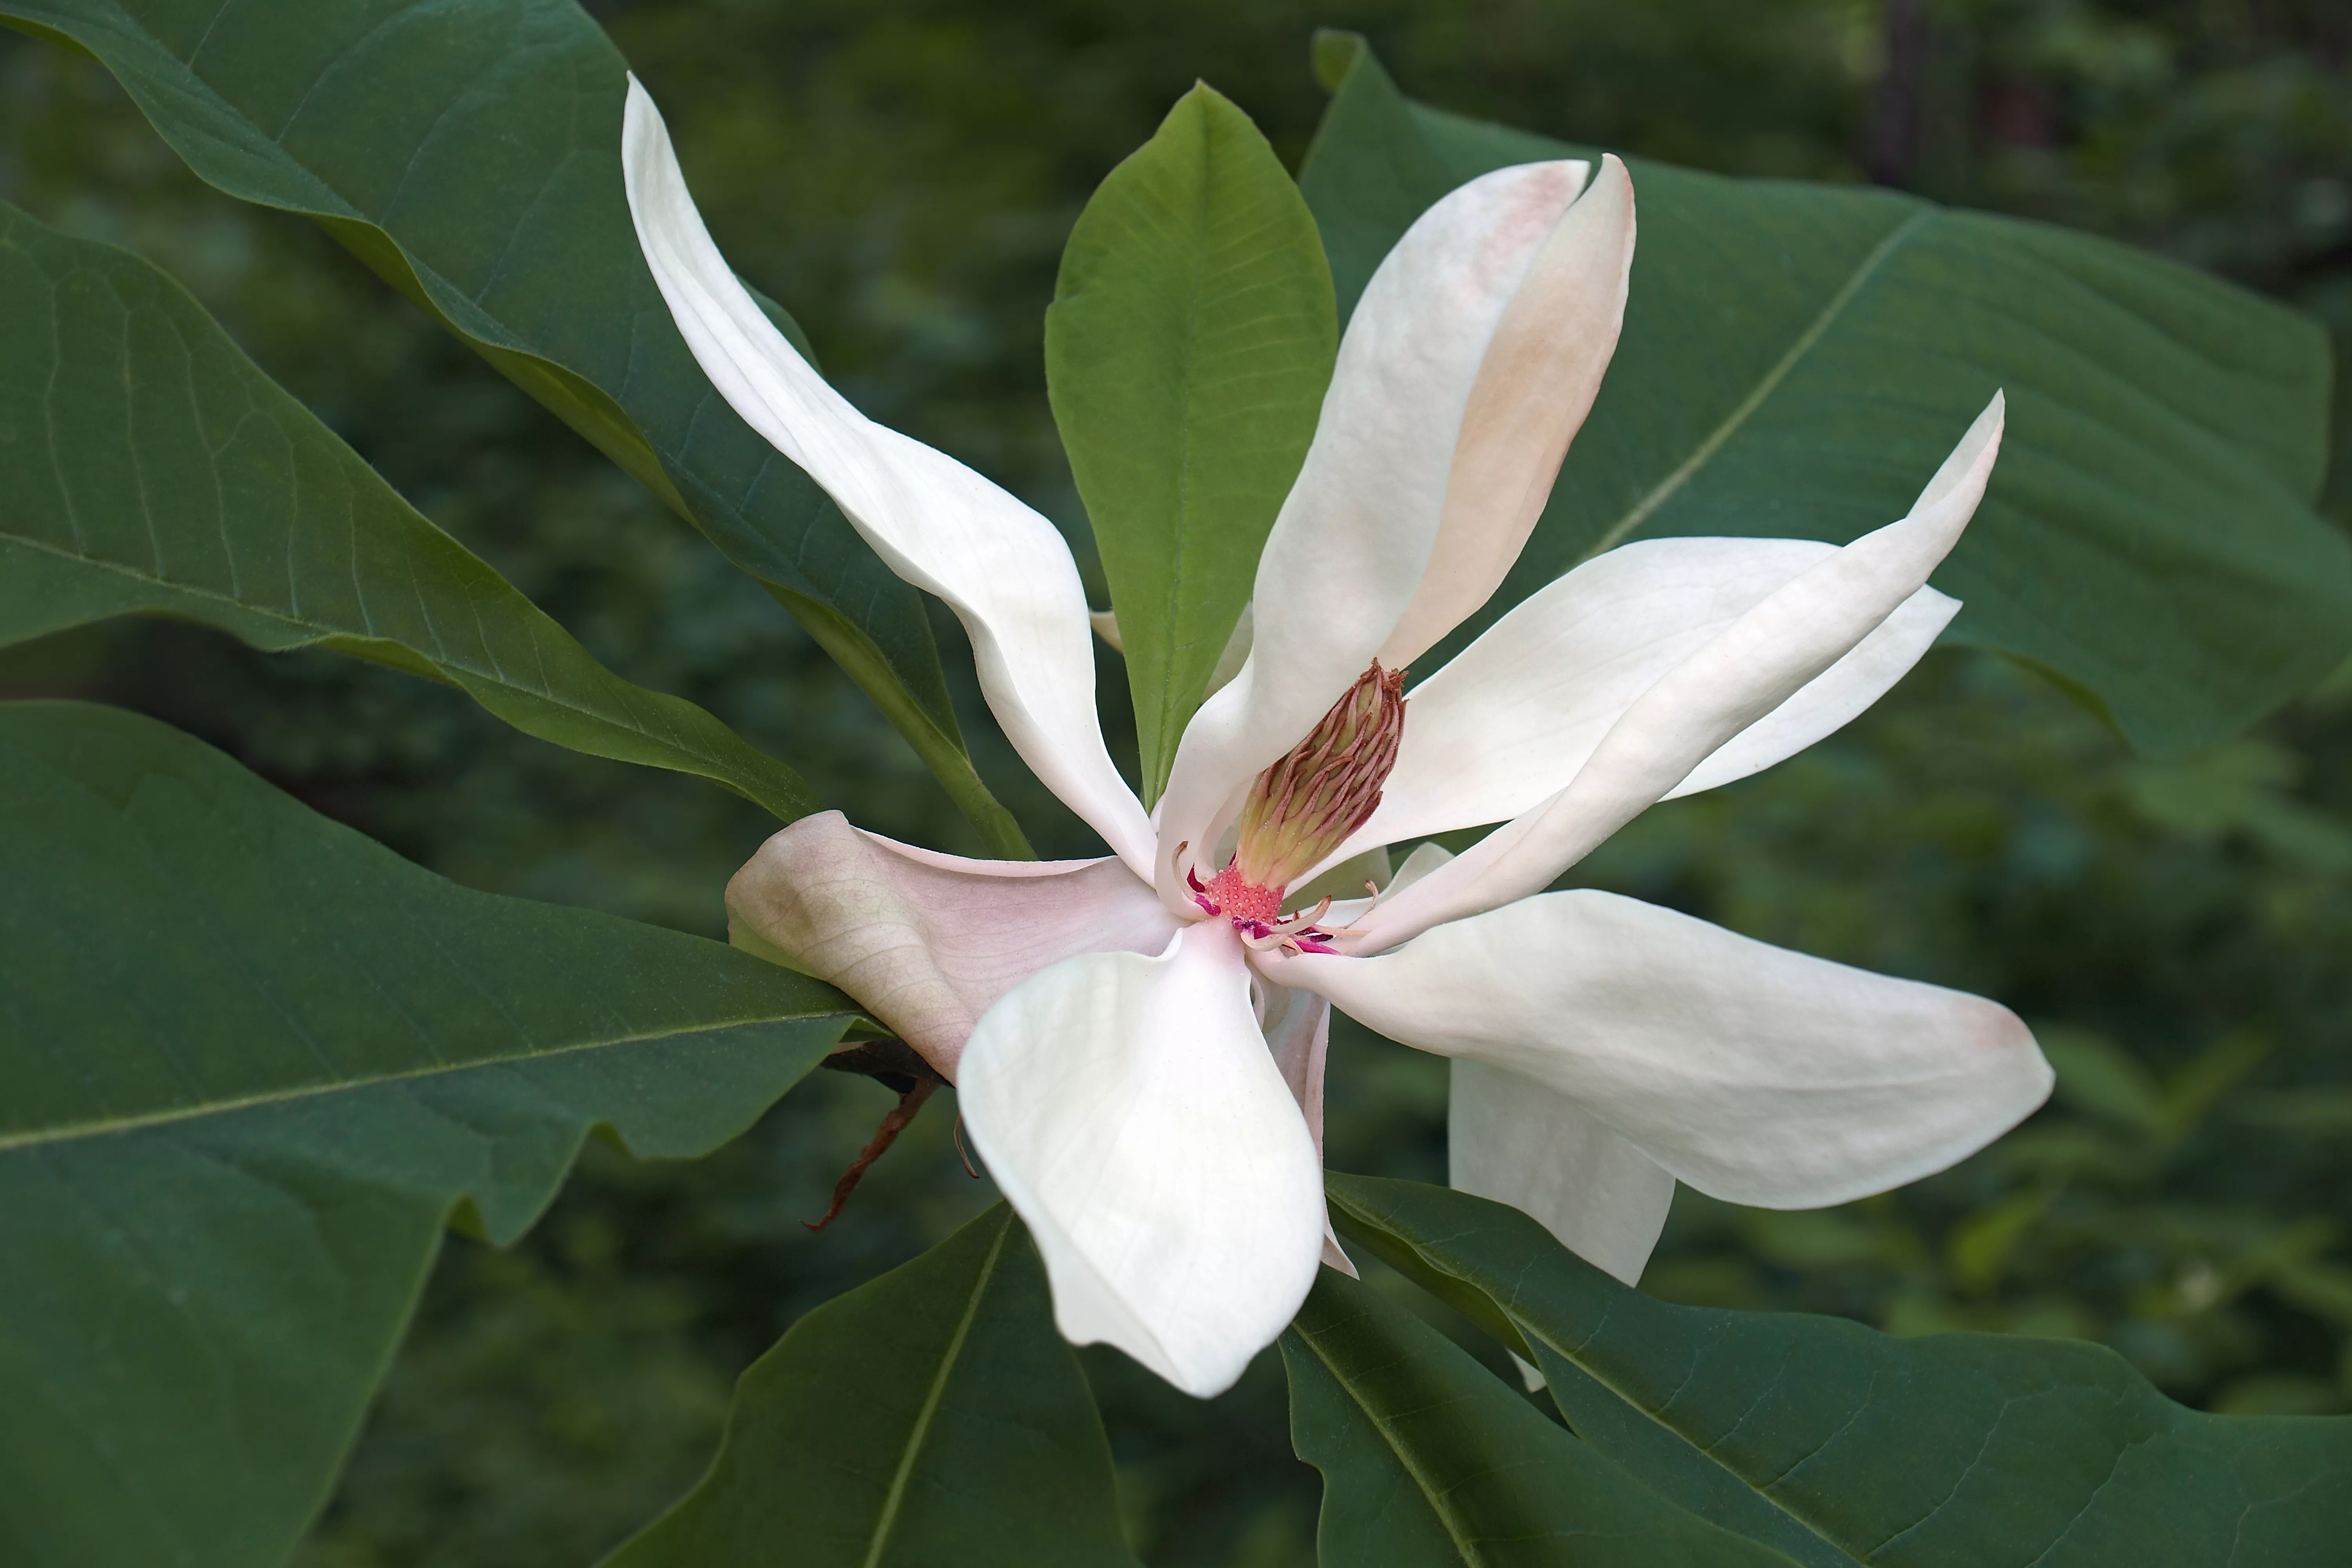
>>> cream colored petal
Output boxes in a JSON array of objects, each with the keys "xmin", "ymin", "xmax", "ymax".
[
  {"xmin": 1270, "ymin": 888, "xmax": 2052, "ymax": 1210},
  {"xmin": 1379, "ymin": 156, "xmax": 1637, "ymax": 669},
  {"xmin": 1152, "ymin": 160, "xmax": 1593, "ymax": 906},
  {"xmin": 1317, "ymin": 539, "xmax": 1956, "ymax": 870},
  {"xmin": 1259, "ymin": 982, "xmax": 1355, "ymax": 1276},
  {"xmin": 724, "ymin": 811, "xmax": 1178, "ymax": 1079},
  {"xmin": 623, "ymin": 80, "xmax": 1154, "ymax": 875},
  {"xmin": 1352, "ymin": 394, "xmax": 2005, "ymax": 951},
  {"xmin": 960, "ymin": 921, "xmax": 1326, "ymax": 1397},
  {"xmin": 1450, "ymin": 1058, "xmax": 1675, "ymax": 1286}
]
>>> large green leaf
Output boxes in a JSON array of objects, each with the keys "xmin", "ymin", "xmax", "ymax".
[
  {"xmin": 1284, "ymin": 1267, "xmax": 1798, "ymax": 1566},
  {"xmin": 1329, "ymin": 1174, "xmax": 2352, "ymax": 1568},
  {"xmin": 1046, "ymin": 83, "xmax": 1336, "ymax": 804},
  {"xmin": 0, "ymin": 0, "xmax": 1031, "ymax": 854},
  {"xmin": 0, "ymin": 195, "xmax": 818, "ymax": 822},
  {"xmin": 606, "ymin": 1204, "xmax": 1138, "ymax": 1568},
  {"xmin": 0, "ymin": 701, "xmax": 856, "ymax": 1568},
  {"xmin": 1299, "ymin": 33, "xmax": 2352, "ymax": 758}
]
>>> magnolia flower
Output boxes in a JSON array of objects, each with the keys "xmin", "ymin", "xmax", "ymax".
[{"xmin": 622, "ymin": 80, "xmax": 2054, "ymax": 1398}]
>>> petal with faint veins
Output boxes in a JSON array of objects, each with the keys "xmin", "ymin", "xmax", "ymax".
[
  {"xmin": 1260, "ymin": 982, "xmax": 1355, "ymax": 1274},
  {"xmin": 1450, "ymin": 1058, "xmax": 1675, "ymax": 1285},
  {"xmin": 725, "ymin": 811, "xmax": 1178, "ymax": 1079},
  {"xmin": 1318, "ymin": 538, "xmax": 1956, "ymax": 869},
  {"xmin": 1352, "ymin": 394, "xmax": 2005, "ymax": 949},
  {"xmin": 1379, "ymin": 156, "xmax": 1636, "ymax": 670},
  {"xmin": 960, "ymin": 920, "xmax": 1326, "ymax": 1396},
  {"xmin": 1269, "ymin": 888, "xmax": 2052, "ymax": 1209},
  {"xmin": 623, "ymin": 80, "xmax": 1154, "ymax": 875},
  {"xmin": 1152, "ymin": 160, "xmax": 1592, "ymax": 904}
]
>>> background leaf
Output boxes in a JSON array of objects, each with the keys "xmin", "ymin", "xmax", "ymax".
[
  {"xmin": 0, "ymin": 701, "xmax": 854, "ymax": 1568},
  {"xmin": 0, "ymin": 195, "xmax": 818, "ymax": 824},
  {"xmin": 0, "ymin": 0, "xmax": 1033, "ymax": 852},
  {"xmin": 1330, "ymin": 1175, "xmax": 2352, "ymax": 1567},
  {"xmin": 606, "ymin": 1204, "xmax": 1138, "ymax": 1568},
  {"xmin": 1283, "ymin": 1267, "xmax": 1799, "ymax": 1566},
  {"xmin": 1046, "ymin": 82, "xmax": 1335, "ymax": 803},
  {"xmin": 1299, "ymin": 33, "xmax": 2352, "ymax": 759}
]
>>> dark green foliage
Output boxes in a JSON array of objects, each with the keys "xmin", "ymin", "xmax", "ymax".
[
  {"xmin": 1284, "ymin": 1268, "xmax": 1801, "ymax": 1566},
  {"xmin": 0, "ymin": 702, "xmax": 853, "ymax": 1567},
  {"xmin": 1332, "ymin": 1175, "xmax": 2352, "ymax": 1567},
  {"xmin": 608, "ymin": 1205, "xmax": 1138, "ymax": 1568},
  {"xmin": 0, "ymin": 197, "xmax": 818, "ymax": 822}
]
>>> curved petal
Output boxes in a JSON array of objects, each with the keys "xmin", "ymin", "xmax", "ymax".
[
  {"xmin": 622, "ymin": 80, "xmax": 1154, "ymax": 875},
  {"xmin": 1151, "ymin": 160, "xmax": 1593, "ymax": 906},
  {"xmin": 959, "ymin": 920, "xmax": 1325, "ymax": 1397},
  {"xmin": 1319, "ymin": 539, "xmax": 1956, "ymax": 869},
  {"xmin": 725, "ymin": 811, "xmax": 1178, "ymax": 1078},
  {"xmin": 1449, "ymin": 1058, "xmax": 1675, "ymax": 1286},
  {"xmin": 1352, "ymin": 394, "xmax": 2005, "ymax": 950},
  {"xmin": 1379, "ymin": 156, "xmax": 1637, "ymax": 669},
  {"xmin": 1268, "ymin": 889, "xmax": 2052, "ymax": 1210},
  {"xmin": 1259, "ymin": 982, "xmax": 1355, "ymax": 1275}
]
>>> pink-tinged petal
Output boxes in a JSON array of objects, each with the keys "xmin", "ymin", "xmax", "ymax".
[
  {"xmin": 1268, "ymin": 889, "xmax": 2052, "ymax": 1209},
  {"xmin": 1351, "ymin": 394, "xmax": 2005, "ymax": 951},
  {"xmin": 1319, "ymin": 539, "xmax": 1956, "ymax": 869},
  {"xmin": 959, "ymin": 921, "xmax": 1325, "ymax": 1397},
  {"xmin": 724, "ymin": 811, "xmax": 1178, "ymax": 1079},
  {"xmin": 1379, "ymin": 156, "xmax": 1637, "ymax": 670},
  {"xmin": 622, "ymin": 81, "xmax": 1154, "ymax": 875},
  {"xmin": 1152, "ymin": 160, "xmax": 1593, "ymax": 906},
  {"xmin": 1450, "ymin": 1059, "xmax": 1675, "ymax": 1286},
  {"xmin": 1260, "ymin": 982, "xmax": 1355, "ymax": 1275}
]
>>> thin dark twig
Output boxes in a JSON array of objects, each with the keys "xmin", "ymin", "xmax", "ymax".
[
  {"xmin": 952, "ymin": 1112, "xmax": 980, "ymax": 1179},
  {"xmin": 804, "ymin": 1078, "xmax": 939, "ymax": 1232}
]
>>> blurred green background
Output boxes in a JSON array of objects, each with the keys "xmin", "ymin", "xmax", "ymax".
[{"xmin": 4, "ymin": 1, "xmax": 2350, "ymax": 1563}]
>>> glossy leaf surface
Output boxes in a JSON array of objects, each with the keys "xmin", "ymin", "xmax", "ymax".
[
  {"xmin": 1330, "ymin": 1174, "xmax": 2352, "ymax": 1568},
  {"xmin": 606, "ymin": 1205, "xmax": 1139, "ymax": 1568},
  {"xmin": 1284, "ymin": 1267, "xmax": 1798, "ymax": 1566},
  {"xmin": 0, "ymin": 197, "xmax": 817, "ymax": 822},
  {"xmin": 0, "ymin": 0, "xmax": 1030, "ymax": 849},
  {"xmin": 0, "ymin": 702, "xmax": 854, "ymax": 1568},
  {"xmin": 1299, "ymin": 34, "xmax": 2352, "ymax": 758},
  {"xmin": 1046, "ymin": 83, "xmax": 1336, "ymax": 802}
]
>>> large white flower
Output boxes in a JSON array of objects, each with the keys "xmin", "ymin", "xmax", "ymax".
[{"xmin": 623, "ymin": 80, "xmax": 2054, "ymax": 1397}]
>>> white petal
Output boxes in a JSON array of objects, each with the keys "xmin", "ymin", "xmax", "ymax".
[
  {"xmin": 959, "ymin": 920, "xmax": 1325, "ymax": 1396},
  {"xmin": 1259, "ymin": 982, "xmax": 1356, "ymax": 1275},
  {"xmin": 1449, "ymin": 1058, "xmax": 1675, "ymax": 1285},
  {"xmin": 1268, "ymin": 889, "xmax": 2052, "ymax": 1209},
  {"xmin": 1319, "ymin": 539, "xmax": 1956, "ymax": 869},
  {"xmin": 1352, "ymin": 394, "xmax": 2005, "ymax": 950},
  {"xmin": 1151, "ymin": 160, "xmax": 1593, "ymax": 905},
  {"xmin": 725, "ymin": 811, "xmax": 1178, "ymax": 1079},
  {"xmin": 622, "ymin": 80, "xmax": 1154, "ymax": 875},
  {"xmin": 1379, "ymin": 156, "xmax": 1636, "ymax": 669}
]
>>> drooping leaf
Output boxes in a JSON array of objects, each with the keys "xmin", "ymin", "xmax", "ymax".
[
  {"xmin": 0, "ymin": 196, "xmax": 818, "ymax": 823},
  {"xmin": 1283, "ymin": 1267, "xmax": 1800, "ymax": 1567},
  {"xmin": 1329, "ymin": 1174, "xmax": 2352, "ymax": 1568},
  {"xmin": 0, "ymin": 702, "xmax": 855, "ymax": 1568},
  {"xmin": 605, "ymin": 1205, "xmax": 1138, "ymax": 1568},
  {"xmin": 0, "ymin": 0, "xmax": 1031, "ymax": 853},
  {"xmin": 1299, "ymin": 32, "xmax": 2352, "ymax": 759},
  {"xmin": 1047, "ymin": 83, "xmax": 1336, "ymax": 803}
]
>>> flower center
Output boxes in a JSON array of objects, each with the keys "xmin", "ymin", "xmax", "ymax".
[{"xmin": 1183, "ymin": 661, "xmax": 1406, "ymax": 955}]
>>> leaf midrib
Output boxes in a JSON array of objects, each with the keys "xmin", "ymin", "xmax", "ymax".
[
  {"xmin": 0, "ymin": 1012, "xmax": 839, "ymax": 1154},
  {"xmin": 1295, "ymin": 1314, "xmax": 1485, "ymax": 1566},
  {"xmin": 1518, "ymin": 1308, "xmax": 1864, "ymax": 1566},
  {"xmin": 861, "ymin": 1208, "xmax": 1014, "ymax": 1568},
  {"xmin": 0, "ymin": 525, "xmax": 753, "ymax": 780},
  {"xmin": 1578, "ymin": 206, "xmax": 1937, "ymax": 563}
]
